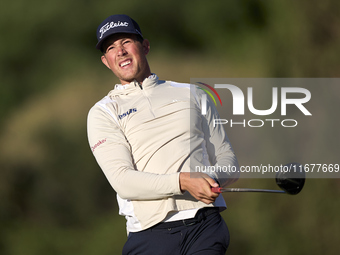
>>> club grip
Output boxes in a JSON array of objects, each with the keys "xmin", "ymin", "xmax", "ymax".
[{"xmin": 211, "ymin": 187, "xmax": 222, "ymax": 193}]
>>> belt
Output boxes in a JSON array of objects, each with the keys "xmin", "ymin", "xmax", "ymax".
[{"xmin": 151, "ymin": 207, "xmax": 220, "ymax": 229}]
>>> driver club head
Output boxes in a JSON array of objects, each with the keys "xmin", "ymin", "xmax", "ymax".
[{"xmin": 275, "ymin": 163, "xmax": 305, "ymax": 195}]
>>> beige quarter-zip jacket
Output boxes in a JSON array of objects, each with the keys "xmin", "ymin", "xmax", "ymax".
[{"xmin": 87, "ymin": 74, "xmax": 239, "ymax": 232}]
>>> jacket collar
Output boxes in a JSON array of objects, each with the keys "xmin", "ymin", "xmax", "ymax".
[
  {"xmin": 108, "ymin": 74, "xmax": 159, "ymax": 97},
  {"xmin": 114, "ymin": 74, "xmax": 158, "ymax": 90}
]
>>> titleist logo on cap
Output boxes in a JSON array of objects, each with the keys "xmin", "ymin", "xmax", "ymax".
[{"xmin": 99, "ymin": 21, "xmax": 129, "ymax": 39}]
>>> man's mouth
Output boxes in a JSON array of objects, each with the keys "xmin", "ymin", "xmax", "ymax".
[{"xmin": 120, "ymin": 60, "xmax": 131, "ymax": 68}]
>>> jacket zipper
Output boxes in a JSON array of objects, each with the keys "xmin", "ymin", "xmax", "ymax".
[{"xmin": 139, "ymin": 84, "xmax": 155, "ymax": 118}]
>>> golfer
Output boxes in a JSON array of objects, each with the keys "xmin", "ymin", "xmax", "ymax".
[{"xmin": 87, "ymin": 14, "xmax": 240, "ymax": 255}]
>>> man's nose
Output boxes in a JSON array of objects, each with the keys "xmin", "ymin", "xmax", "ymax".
[{"xmin": 117, "ymin": 46, "xmax": 127, "ymax": 56}]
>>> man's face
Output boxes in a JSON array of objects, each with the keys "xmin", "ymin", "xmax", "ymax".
[{"xmin": 101, "ymin": 34, "xmax": 151, "ymax": 85}]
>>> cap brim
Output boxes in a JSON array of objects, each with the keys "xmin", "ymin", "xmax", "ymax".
[{"xmin": 96, "ymin": 31, "xmax": 143, "ymax": 51}]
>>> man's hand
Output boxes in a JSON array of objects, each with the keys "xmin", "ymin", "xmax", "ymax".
[{"xmin": 179, "ymin": 172, "xmax": 220, "ymax": 204}]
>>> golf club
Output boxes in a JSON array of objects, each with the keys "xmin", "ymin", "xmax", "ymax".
[{"xmin": 212, "ymin": 163, "xmax": 305, "ymax": 195}]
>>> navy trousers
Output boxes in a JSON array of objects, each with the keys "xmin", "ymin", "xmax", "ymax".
[{"xmin": 122, "ymin": 209, "xmax": 230, "ymax": 255}]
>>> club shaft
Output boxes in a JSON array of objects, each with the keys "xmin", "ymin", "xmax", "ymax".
[{"xmin": 212, "ymin": 187, "xmax": 286, "ymax": 193}]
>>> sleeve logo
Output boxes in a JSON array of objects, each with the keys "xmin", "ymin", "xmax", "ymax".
[{"xmin": 91, "ymin": 138, "xmax": 107, "ymax": 152}]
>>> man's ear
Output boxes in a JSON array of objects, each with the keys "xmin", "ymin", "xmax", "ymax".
[
  {"xmin": 142, "ymin": 39, "xmax": 150, "ymax": 55},
  {"xmin": 101, "ymin": 55, "xmax": 111, "ymax": 69}
]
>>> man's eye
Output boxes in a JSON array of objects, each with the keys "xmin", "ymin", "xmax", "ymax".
[
  {"xmin": 106, "ymin": 46, "xmax": 114, "ymax": 52},
  {"xmin": 123, "ymin": 40, "xmax": 131, "ymax": 44}
]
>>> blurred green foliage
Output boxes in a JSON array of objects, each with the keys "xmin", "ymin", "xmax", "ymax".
[{"xmin": 1, "ymin": 0, "xmax": 340, "ymax": 254}]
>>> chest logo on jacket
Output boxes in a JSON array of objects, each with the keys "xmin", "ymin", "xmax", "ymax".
[{"xmin": 119, "ymin": 108, "xmax": 137, "ymax": 119}]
